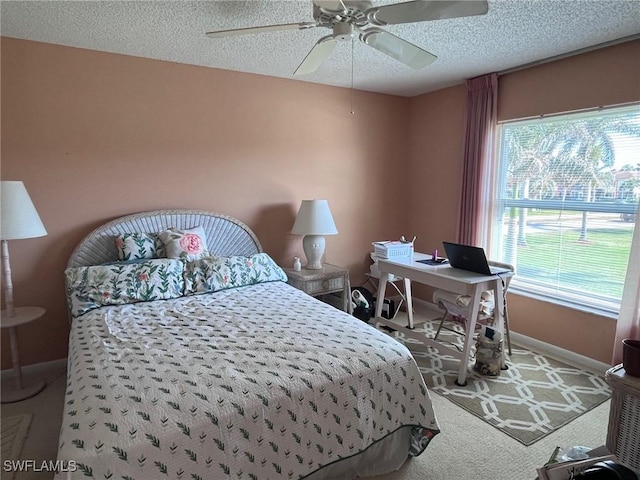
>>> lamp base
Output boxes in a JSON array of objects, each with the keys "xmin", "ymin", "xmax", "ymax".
[
  {"xmin": 303, "ymin": 234, "xmax": 325, "ymax": 270},
  {"xmin": 1, "ymin": 378, "xmax": 45, "ymax": 403}
]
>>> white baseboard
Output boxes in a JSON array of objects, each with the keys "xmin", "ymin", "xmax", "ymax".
[
  {"xmin": 1, "ymin": 357, "xmax": 67, "ymax": 379},
  {"xmin": 509, "ymin": 332, "xmax": 611, "ymax": 374},
  {"xmin": 387, "ymin": 296, "xmax": 611, "ymax": 374}
]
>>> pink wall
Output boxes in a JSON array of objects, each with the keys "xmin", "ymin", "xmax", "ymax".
[
  {"xmin": 406, "ymin": 84, "xmax": 467, "ymax": 302},
  {"xmin": 2, "ymin": 37, "xmax": 638, "ymax": 368},
  {"xmin": 407, "ymin": 39, "xmax": 640, "ymax": 363},
  {"xmin": 1, "ymin": 38, "xmax": 411, "ymax": 367}
]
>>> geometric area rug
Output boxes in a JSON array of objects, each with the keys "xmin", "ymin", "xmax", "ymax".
[
  {"xmin": 388, "ymin": 319, "xmax": 611, "ymax": 446},
  {"xmin": 1, "ymin": 413, "xmax": 33, "ymax": 480}
]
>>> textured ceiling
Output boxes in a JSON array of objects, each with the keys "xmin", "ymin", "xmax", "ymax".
[{"xmin": 1, "ymin": 0, "xmax": 639, "ymax": 97}]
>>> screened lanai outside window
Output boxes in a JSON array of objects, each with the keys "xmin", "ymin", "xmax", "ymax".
[{"xmin": 487, "ymin": 104, "xmax": 640, "ymax": 317}]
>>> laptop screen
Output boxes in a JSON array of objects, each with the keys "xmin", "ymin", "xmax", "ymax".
[{"xmin": 442, "ymin": 242, "xmax": 508, "ymax": 276}]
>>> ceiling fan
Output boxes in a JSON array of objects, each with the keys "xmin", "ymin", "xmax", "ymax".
[{"xmin": 206, "ymin": 0, "xmax": 489, "ymax": 76}]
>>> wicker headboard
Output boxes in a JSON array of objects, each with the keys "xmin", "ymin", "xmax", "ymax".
[{"xmin": 67, "ymin": 209, "xmax": 263, "ymax": 268}]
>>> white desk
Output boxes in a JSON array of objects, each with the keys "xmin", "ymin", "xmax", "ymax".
[{"xmin": 373, "ymin": 252, "xmax": 513, "ymax": 386}]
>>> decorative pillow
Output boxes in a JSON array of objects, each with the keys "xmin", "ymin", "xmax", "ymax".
[
  {"xmin": 184, "ymin": 253, "xmax": 287, "ymax": 295},
  {"xmin": 158, "ymin": 227, "xmax": 209, "ymax": 261},
  {"xmin": 65, "ymin": 259, "xmax": 185, "ymax": 318},
  {"xmin": 114, "ymin": 233, "xmax": 166, "ymax": 260}
]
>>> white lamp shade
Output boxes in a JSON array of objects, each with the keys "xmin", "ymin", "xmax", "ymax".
[
  {"xmin": 291, "ymin": 200, "xmax": 338, "ymax": 235},
  {"xmin": 1, "ymin": 181, "xmax": 47, "ymax": 240}
]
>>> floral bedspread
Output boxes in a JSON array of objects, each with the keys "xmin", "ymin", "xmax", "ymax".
[{"xmin": 56, "ymin": 281, "xmax": 439, "ymax": 479}]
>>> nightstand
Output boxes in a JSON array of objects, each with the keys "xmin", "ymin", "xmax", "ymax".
[
  {"xmin": 1, "ymin": 306, "xmax": 46, "ymax": 403},
  {"xmin": 284, "ymin": 263, "xmax": 352, "ymax": 313}
]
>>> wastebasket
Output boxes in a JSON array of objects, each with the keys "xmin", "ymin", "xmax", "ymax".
[{"xmin": 474, "ymin": 327, "xmax": 503, "ymax": 376}]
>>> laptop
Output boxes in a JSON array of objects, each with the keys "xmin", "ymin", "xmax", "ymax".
[{"xmin": 442, "ymin": 241, "xmax": 510, "ymax": 276}]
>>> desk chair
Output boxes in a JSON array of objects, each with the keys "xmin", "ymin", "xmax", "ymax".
[{"xmin": 432, "ymin": 261, "xmax": 514, "ymax": 355}]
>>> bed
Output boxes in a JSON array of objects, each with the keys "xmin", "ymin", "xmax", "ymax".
[{"xmin": 56, "ymin": 209, "xmax": 440, "ymax": 480}]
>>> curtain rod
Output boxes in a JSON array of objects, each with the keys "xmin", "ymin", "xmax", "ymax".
[
  {"xmin": 498, "ymin": 101, "xmax": 639, "ymax": 124},
  {"xmin": 498, "ymin": 34, "xmax": 640, "ymax": 76}
]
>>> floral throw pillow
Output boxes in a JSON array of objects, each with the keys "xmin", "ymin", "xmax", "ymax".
[
  {"xmin": 158, "ymin": 227, "xmax": 209, "ymax": 261},
  {"xmin": 114, "ymin": 233, "xmax": 166, "ymax": 262},
  {"xmin": 184, "ymin": 253, "xmax": 287, "ymax": 295},
  {"xmin": 114, "ymin": 233, "xmax": 166, "ymax": 260},
  {"xmin": 65, "ymin": 259, "xmax": 185, "ymax": 318}
]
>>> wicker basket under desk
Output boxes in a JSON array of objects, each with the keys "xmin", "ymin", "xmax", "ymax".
[{"xmin": 605, "ymin": 364, "xmax": 640, "ymax": 474}]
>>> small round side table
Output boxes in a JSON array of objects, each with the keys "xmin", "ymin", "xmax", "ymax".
[{"xmin": 1, "ymin": 306, "xmax": 46, "ymax": 403}]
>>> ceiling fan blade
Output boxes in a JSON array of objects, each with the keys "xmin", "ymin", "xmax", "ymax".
[
  {"xmin": 294, "ymin": 35, "xmax": 337, "ymax": 76},
  {"xmin": 360, "ymin": 28, "xmax": 437, "ymax": 69},
  {"xmin": 367, "ymin": 0, "xmax": 488, "ymax": 26},
  {"xmin": 206, "ymin": 22, "xmax": 317, "ymax": 38},
  {"xmin": 313, "ymin": 0, "xmax": 347, "ymax": 13}
]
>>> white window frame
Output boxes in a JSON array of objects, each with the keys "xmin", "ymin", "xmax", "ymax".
[{"xmin": 485, "ymin": 104, "xmax": 639, "ymax": 318}]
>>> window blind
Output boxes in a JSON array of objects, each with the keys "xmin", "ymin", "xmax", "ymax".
[{"xmin": 487, "ymin": 104, "xmax": 640, "ymax": 316}]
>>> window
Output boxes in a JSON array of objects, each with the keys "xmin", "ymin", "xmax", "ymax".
[{"xmin": 487, "ymin": 104, "xmax": 640, "ymax": 317}]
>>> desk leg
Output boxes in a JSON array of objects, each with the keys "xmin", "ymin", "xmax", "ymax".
[
  {"xmin": 404, "ymin": 278, "xmax": 414, "ymax": 329},
  {"xmin": 494, "ymin": 279, "xmax": 508, "ymax": 369},
  {"xmin": 374, "ymin": 273, "xmax": 389, "ymax": 321},
  {"xmin": 456, "ymin": 287, "xmax": 483, "ymax": 386}
]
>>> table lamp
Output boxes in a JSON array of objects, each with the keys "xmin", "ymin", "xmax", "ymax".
[
  {"xmin": 291, "ymin": 199, "xmax": 338, "ymax": 270},
  {"xmin": 1, "ymin": 181, "xmax": 48, "ymax": 402}
]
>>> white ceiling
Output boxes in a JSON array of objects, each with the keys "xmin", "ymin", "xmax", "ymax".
[{"xmin": 1, "ymin": 0, "xmax": 639, "ymax": 97}]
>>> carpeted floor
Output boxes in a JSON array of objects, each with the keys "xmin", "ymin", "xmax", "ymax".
[
  {"xmin": 383, "ymin": 315, "xmax": 611, "ymax": 446},
  {"xmin": 1, "ymin": 413, "xmax": 33, "ymax": 480}
]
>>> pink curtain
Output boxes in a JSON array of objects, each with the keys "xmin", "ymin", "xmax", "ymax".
[
  {"xmin": 457, "ymin": 73, "xmax": 498, "ymax": 245},
  {"xmin": 612, "ymin": 201, "xmax": 640, "ymax": 366}
]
